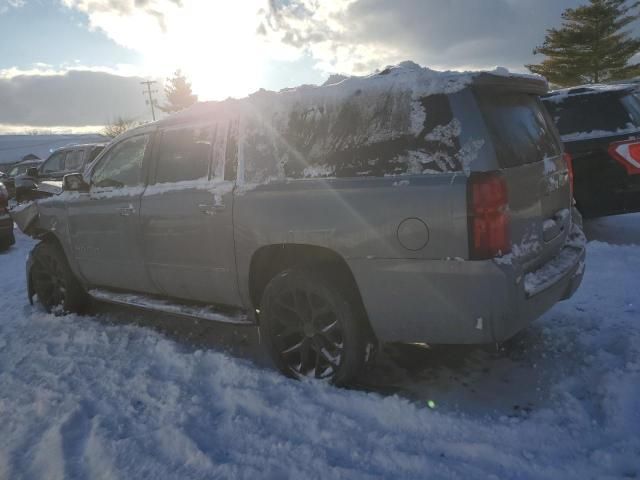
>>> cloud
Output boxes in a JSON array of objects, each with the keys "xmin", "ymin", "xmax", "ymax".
[
  {"xmin": 0, "ymin": 67, "xmax": 159, "ymax": 127},
  {"xmin": 60, "ymin": 0, "xmax": 601, "ymax": 91},
  {"xmin": 259, "ymin": 0, "xmax": 593, "ymax": 73},
  {"xmin": 0, "ymin": 0, "xmax": 25, "ymax": 14}
]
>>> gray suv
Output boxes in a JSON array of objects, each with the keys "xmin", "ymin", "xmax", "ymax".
[{"xmin": 13, "ymin": 63, "xmax": 586, "ymax": 385}]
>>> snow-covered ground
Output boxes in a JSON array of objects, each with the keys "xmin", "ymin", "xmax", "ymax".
[{"xmin": 0, "ymin": 216, "xmax": 639, "ymax": 479}]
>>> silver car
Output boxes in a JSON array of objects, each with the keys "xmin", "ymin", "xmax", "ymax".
[{"xmin": 13, "ymin": 64, "xmax": 586, "ymax": 385}]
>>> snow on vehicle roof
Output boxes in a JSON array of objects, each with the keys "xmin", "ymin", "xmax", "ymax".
[
  {"xmin": 161, "ymin": 61, "xmax": 547, "ymax": 125},
  {"xmin": 120, "ymin": 62, "xmax": 547, "ymax": 183},
  {"xmin": 542, "ymin": 83, "xmax": 636, "ymax": 103}
]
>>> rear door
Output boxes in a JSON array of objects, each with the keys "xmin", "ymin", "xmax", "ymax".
[
  {"xmin": 474, "ymin": 90, "xmax": 571, "ymax": 270},
  {"xmin": 67, "ymin": 132, "xmax": 158, "ymax": 292},
  {"xmin": 140, "ymin": 122, "xmax": 241, "ymax": 306}
]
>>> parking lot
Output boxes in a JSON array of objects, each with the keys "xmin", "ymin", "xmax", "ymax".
[{"xmin": 1, "ymin": 213, "xmax": 638, "ymax": 479}]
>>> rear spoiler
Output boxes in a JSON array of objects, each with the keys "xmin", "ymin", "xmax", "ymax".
[{"xmin": 471, "ymin": 73, "xmax": 549, "ymax": 96}]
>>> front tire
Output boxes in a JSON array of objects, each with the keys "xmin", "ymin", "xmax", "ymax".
[
  {"xmin": 30, "ymin": 241, "xmax": 88, "ymax": 314},
  {"xmin": 259, "ymin": 268, "xmax": 368, "ymax": 386}
]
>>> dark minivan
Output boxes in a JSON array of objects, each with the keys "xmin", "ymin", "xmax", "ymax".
[{"xmin": 542, "ymin": 84, "xmax": 640, "ymax": 218}]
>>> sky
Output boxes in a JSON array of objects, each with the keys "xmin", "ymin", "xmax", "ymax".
[{"xmin": 0, "ymin": 0, "xmax": 626, "ymax": 132}]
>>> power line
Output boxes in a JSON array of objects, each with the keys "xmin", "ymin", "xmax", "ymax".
[{"xmin": 141, "ymin": 80, "xmax": 159, "ymax": 122}]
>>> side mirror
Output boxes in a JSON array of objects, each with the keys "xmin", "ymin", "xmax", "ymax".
[
  {"xmin": 26, "ymin": 167, "xmax": 39, "ymax": 178},
  {"xmin": 63, "ymin": 173, "xmax": 89, "ymax": 192}
]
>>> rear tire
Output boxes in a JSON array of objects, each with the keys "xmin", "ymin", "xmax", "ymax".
[
  {"xmin": 30, "ymin": 241, "xmax": 88, "ymax": 314},
  {"xmin": 259, "ymin": 267, "xmax": 367, "ymax": 386}
]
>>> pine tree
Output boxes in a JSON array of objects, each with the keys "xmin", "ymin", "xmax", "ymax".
[
  {"xmin": 527, "ymin": 0, "xmax": 640, "ymax": 86},
  {"xmin": 159, "ymin": 70, "xmax": 198, "ymax": 113}
]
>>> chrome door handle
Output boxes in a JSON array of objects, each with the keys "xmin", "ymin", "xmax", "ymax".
[
  {"xmin": 198, "ymin": 203, "xmax": 225, "ymax": 215},
  {"xmin": 118, "ymin": 206, "xmax": 135, "ymax": 216}
]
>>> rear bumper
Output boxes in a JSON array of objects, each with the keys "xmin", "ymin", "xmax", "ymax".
[{"xmin": 348, "ymin": 224, "xmax": 586, "ymax": 345}]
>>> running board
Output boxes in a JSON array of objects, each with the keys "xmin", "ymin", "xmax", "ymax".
[{"xmin": 88, "ymin": 289, "xmax": 253, "ymax": 325}]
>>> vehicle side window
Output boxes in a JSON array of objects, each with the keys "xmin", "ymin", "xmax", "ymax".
[
  {"xmin": 64, "ymin": 150, "xmax": 85, "ymax": 172},
  {"xmin": 91, "ymin": 135, "xmax": 149, "ymax": 189},
  {"xmin": 154, "ymin": 127, "xmax": 213, "ymax": 184},
  {"xmin": 41, "ymin": 152, "xmax": 66, "ymax": 174}
]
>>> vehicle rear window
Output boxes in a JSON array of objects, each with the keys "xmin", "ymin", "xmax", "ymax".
[
  {"xmin": 475, "ymin": 91, "xmax": 561, "ymax": 168},
  {"xmin": 543, "ymin": 92, "xmax": 640, "ymax": 137}
]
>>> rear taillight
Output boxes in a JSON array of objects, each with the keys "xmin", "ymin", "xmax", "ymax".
[
  {"xmin": 468, "ymin": 172, "xmax": 511, "ymax": 260},
  {"xmin": 608, "ymin": 139, "xmax": 640, "ymax": 175},
  {"xmin": 564, "ymin": 152, "xmax": 574, "ymax": 196}
]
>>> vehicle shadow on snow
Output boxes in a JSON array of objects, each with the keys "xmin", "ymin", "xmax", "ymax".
[{"xmin": 88, "ymin": 298, "xmax": 552, "ymax": 418}]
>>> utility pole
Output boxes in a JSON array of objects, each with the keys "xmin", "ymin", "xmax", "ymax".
[{"xmin": 141, "ymin": 80, "xmax": 158, "ymax": 121}]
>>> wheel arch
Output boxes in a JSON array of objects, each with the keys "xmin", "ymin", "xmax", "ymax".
[{"xmin": 247, "ymin": 243, "xmax": 377, "ymax": 341}]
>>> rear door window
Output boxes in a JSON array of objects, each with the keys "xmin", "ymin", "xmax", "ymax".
[
  {"xmin": 154, "ymin": 126, "xmax": 213, "ymax": 184},
  {"xmin": 543, "ymin": 92, "xmax": 640, "ymax": 137},
  {"xmin": 475, "ymin": 91, "xmax": 561, "ymax": 168}
]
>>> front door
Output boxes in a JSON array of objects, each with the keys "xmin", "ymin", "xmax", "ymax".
[
  {"xmin": 140, "ymin": 122, "xmax": 241, "ymax": 306},
  {"xmin": 67, "ymin": 132, "xmax": 158, "ymax": 293}
]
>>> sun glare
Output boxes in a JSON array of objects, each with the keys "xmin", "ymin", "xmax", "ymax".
[{"xmin": 140, "ymin": 0, "xmax": 270, "ymax": 101}]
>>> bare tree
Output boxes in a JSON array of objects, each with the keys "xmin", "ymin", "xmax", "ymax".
[{"xmin": 103, "ymin": 117, "xmax": 138, "ymax": 138}]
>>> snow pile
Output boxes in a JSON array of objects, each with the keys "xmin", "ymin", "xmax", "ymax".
[{"xmin": 0, "ymin": 215, "xmax": 639, "ymax": 478}]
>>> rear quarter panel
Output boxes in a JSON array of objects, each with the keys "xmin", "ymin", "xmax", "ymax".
[{"xmin": 233, "ymin": 174, "xmax": 469, "ymax": 307}]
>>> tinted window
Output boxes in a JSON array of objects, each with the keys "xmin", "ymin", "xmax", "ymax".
[
  {"xmin": 476, "ymin": 91, "xmax": 561, "ymax": 168},
  {"xmin": 543, "ymin": 92, "xmax": 640, "ymax": 136},
  {"xmin": 92, "ymin": 135, "xmax": 149, "ymax": 188},
  {"xmin": 155, "ymin": 127, "xmax": 212, "ymax": 183},
  {"xmin": 64, "ymin": 150, "xmax": 84, "ymax": 171},
  {"xmin": 41, "ymin": 152, "xmax": 66, "ymax": 174},
  {"xmin": 243, "ymin": 92, "xmax": 464, "ymax": 182}
]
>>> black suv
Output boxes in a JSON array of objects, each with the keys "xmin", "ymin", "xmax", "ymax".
[
  {"xmin": 14, "ymin": 143, "xmax": 105, "ymax": 202},
  {"xmin": 542, "ymin": 84, "xmax": 640, "ymax": 218}
]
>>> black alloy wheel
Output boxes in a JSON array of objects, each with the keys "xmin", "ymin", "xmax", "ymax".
[{"xmin": 260, "ymin": 268, "xmax": 367, "ymax": 385}]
